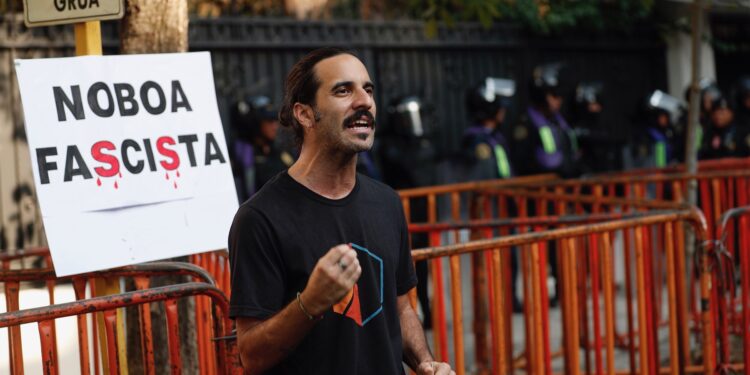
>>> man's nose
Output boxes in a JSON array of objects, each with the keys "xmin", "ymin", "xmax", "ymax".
[{"xmin": 352, "ymin": 87, "xmax": 374, "ymax": 111}]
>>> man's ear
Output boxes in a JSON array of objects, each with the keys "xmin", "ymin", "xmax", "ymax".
[{"xmin": 293, "ymin": 103, "xmax": 315, "ymax": 129}]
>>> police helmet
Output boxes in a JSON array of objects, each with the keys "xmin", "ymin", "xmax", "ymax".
[
  {"xmin": 466, "ymin": 77, "xmax": 515, "ymax": 122},
  {"xmin": 388, "ymin": 96, "xmax": 429, "ymax": 138},
  {"xmin": 529, "ymin": 63, "xmax": 563, "ymax": 106},
  {"xmin": 709, "ymin": 91, "xmax": 731, "ymax": 113},
  {"xmin": 575, "ymin": 82, "xmax": 604, "ymax": 106},
  {"xmin": 645, "ymin": 90, "xmax": 683, "ymax": 126},
  {"xmin": 683, "ymin": 78, "xmax": 721, "ymax": 113}
]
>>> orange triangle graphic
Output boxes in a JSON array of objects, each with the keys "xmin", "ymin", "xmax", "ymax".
[
  {"xmin": 345, "ymin": 284, "xmax": 362, "ymax": 326},
  {"xmin": 331, "ymin": 284, "xmax": 363, "ymax": 326}
]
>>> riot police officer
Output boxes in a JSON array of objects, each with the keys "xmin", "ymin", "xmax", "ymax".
[
  {"xmin": 462, "ymin": 77, "xmax": 515, "ymax": 180},
  {"xmin": 462, "ymin": 78, "xmax": 523, "ymax": 312},
  {"xmin": 379, "ymin": 96, "xmax": 437, "ymax": 326},
  {"xmin": 571, "ymin": 81, "xmax": 622, "ymax": 173},
  {"xmin": 699, "ymin": 92, "xmax": 739, "ymax": 159},
  {"xmin": 230, "ymin": 96, "xmax": 294, "ymax": 202},
  {"xmin": 635, "ymin": 90, "xmax": 684, "ymax": 168},
  {"xmin": 513, "ymin": 63, "xmax": 580, "ymax": 178},
  {"xmin": 682, "ymin": 79, "xmax": 721, "ymax": 153},
  {"xmin": 732, "ymin": 76, "xmax": 750, "ymax": 156}
]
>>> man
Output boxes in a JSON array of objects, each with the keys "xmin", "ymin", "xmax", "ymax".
[
  {"xmin": 699, "ymin": 91, "xmax": 738, "ymax": 160},
  {"xmin": 571, "ymin": 81, "xmax": 622, "ymax": 173},
  {"xmin": 636, "ymin": 90, "xmax": 683, "ymax": 168},
  {"xmin": 378, "ymin": 95, "xmax": 437, "ymax": 327},
  {"xmin": 462, "ymin": 77, "xmax": 515, "ymax": 180},
  {"xmin": 461, "ymin": 78, "xmax": 523, "ymax": 312},
  {"xmin": 513, "ymin": 63, "xmax": 580, "ymax": 178},
  {"xmin": 228, "ymin": 47, "xmax": 454, "ymax": 375},
  {"xmin": 230, "ymin": 95, "xmax": 294, "ymax": 201}
]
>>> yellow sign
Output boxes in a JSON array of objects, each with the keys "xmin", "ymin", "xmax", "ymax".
[{"xmin": 24, "ymin": 0, "xmax": 124, "ymax": 27}]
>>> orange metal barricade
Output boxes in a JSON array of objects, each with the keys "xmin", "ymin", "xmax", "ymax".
[
  {"xmin": 409, "ymin": 208, "xmax": 711, "ymax": 375},
  {"xmin": 714, "ymin": 206, "xmax": 750, "ymax": 374},
  {"xmin": 0, "ymin": 262, "xmax": 219, "ymax": 374},
  {"xmin": 0, "ymin": 282, "xmax": 235, "ymax": 374},
  {"xmin": 0, "ymin": 247, "xmax": 52, "ymax": 271},
  {"xmin": 190, "ymin": 251, "xmax": 232, "ymax": 375}
]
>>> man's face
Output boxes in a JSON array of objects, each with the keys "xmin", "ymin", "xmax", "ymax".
[
  {"xmin": 587, "ymin": 101, "xmax": 602, "ymax": 113},
  {"xmin": 310, "ymin": 54, "xmax": 376, "ymax": 154},
  {"xmin": 711, "ymin": 107, "xmax": 733, "ymax": 128},
  {"xmin": 657, "ymin": 113, "xmax": 670, "ymax": 128},
  {"xmin": 546, "ymin": 93, "xmax": 562, "ymax": 113},
  {"xmin": 493, "ymin": 108, "xmax": 506, "ymax": 126},
  {"xmin": 259, "ymin": 119, "xmax": 279, "ymax": 142}
]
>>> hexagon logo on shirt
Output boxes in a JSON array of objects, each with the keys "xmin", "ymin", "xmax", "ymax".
[{"xmin": 331, "ymin": 243, "xmax": 383, "ymax": 326}]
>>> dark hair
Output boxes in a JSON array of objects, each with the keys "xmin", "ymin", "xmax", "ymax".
[{"xmin": 279, "ymin": 47, "xmax": 354, "ymax": 148}]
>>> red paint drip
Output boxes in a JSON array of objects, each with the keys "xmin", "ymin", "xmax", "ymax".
[
  {"xmin": 96, "ymin": 178, "xmax": 102, "ymax": 187},
  {"xmin": 165, "ymin": 172, "xmax": 170, "ymax": 180},
  {"xmin": 173, "ymin": 181, "xmax": 178, "ymax": 189},
  {"xmin": 114, "ymin": 181, "xmax": 119, "ymax": 189},
  {"xmin": 118, "ymin": 172, "xmax": 122, "ymax": 178},
  {"xmin": 176, "ymin": 170, "xmax": 180, "ymax": 178}
]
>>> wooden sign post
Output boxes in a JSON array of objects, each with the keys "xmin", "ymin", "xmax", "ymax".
[{"xmin": 23, "ymin": 0, "xmax": 127, "ymax": 371}]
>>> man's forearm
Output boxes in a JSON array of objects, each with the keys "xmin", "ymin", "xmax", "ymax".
[
  {"xmin": 398, "ymin": 294, "xmax": 433, "ymax": 370},
  {"xmin": 237, "ymin": 297, "xmax": 320, "ymax": 374}
]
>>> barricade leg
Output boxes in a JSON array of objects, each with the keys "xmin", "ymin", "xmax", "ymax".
[
  {"xmin": 39, "ymin": 320, "xmax": 57, "ymax": 375},
  {"xmin": 72, "ymin": 278, "xmax": 92, "ymax": 375},
  {"xmin": 5, "ymin": 281, "xmax": 23, "ymax": 375},
  {"xmin": 166, "ymin": 299, "xmax": 182, "ymax": 375},
  {"xmin": 664, "ymin": 222, "xmax": 680, "ymax": 375}
]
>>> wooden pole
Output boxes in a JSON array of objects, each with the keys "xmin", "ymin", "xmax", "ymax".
[{"xmin": 74, "ymin": 20, "xmax": 129, "ymax": 374}]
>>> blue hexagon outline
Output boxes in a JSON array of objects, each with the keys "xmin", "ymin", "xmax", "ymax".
[{"xmin": 350, "ymin": 242, "xmax": 383, "ymax": 326}]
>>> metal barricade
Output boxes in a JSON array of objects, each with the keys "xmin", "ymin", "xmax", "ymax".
[
  {"xmin": 190, "ymin": 251, "xmax": 232, "ymax": 374},
  {"xmin": 0, "ymin": 262, "xmax": 219, "ymax": 374},
  {"xmin": 714, "ymin": 206, "xmax": 750, "ymax": 374},
  {"xmin": 410, "ymin": 208, "xmax": 711, "ymax": 375},
  {"xmin": 0, "ymin": 282, "xmax": 233, "ymax": 374},
  {"xmin": 0, "ymin": 247, "xmax": 51, "ymax": 271}
]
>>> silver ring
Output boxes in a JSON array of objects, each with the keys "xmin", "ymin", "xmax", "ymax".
[{"xmin": 338, "ymin": 260, "xmax": 348, "ymax": 271}]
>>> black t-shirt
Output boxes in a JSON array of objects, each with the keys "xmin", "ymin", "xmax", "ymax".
[{"xmin": 228, "ymin": 170, "xmax": 418, "ymax": 375}]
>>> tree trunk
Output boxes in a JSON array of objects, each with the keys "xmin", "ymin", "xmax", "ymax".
[
  {"xmin": 283, "ymin": 0, "xmax": 330, "ymax": 19},
  {"xmin": 120, "ymin": 2, "xmax": 197, "ymax": 374},
  {"xmin": 121, "ymin": 0, "xmax": 188, "ymax": 54}
]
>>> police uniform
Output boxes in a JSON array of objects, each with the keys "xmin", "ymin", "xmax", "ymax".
[
  {"xmin": 699, "ymin": 124, "xmax": 738, "ymax": 159},
  {"xmin": 462, "ymin": 125, "xmax": 513, "ymax": 180},
  {"xmin": 230, "ymin": 96, "xmax": 294, "ymax": 202},
  {"xmin": 514, "ymin": 107, "xmax": 579, "ymax": 178}
]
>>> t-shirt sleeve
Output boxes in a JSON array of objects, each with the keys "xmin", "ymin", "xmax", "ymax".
[
  {"xmin": 395, "ymin": 199, "xmax": 418, "ymax": 296},
  {"xmin": 228, "ymin": 205, "xmax": 286, "ymax": 319}
]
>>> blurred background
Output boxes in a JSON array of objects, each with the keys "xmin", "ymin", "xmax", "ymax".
[{"xmin": 0, "ymin": 0, "xmax": 747, "ymax": 248}]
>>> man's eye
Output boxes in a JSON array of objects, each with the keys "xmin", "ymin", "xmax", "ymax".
[
  {"xmin": 335, "ymin": 88, "xmax": 350, "ymax": 95},
  {"xmin": 365, "ymin": 88, "xmax": 374, "ymax": 95}
]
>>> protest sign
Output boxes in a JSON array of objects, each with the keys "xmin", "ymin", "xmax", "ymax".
[{"xmin": 15, "ymin": 52, "xmax": 238, "ymax": 276}]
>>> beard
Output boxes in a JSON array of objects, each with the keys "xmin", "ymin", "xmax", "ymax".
[{"xmin": 314, "ymin": 108, "xmax": 376, "ymax": 154}]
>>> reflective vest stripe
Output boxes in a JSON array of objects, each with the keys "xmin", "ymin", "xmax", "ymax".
[
  {"xmin": 654, "ymin": 141, "xmax": 667, "ymax": 167},
  {"xmin": 494, "ymin": 145, "xmax": 511, "ymax": 178},
  {"xmin": 567, "ymin": 129, "xmax": 579, "ymax": 153},
  {"xmin": 539, "ymin": 126, "xmax": 557, "ymax": 154}
]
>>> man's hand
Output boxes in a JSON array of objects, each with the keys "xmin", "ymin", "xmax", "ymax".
[
  {"xmin": 300, "ymin": 244, "xmax": 362, "ymax": 316},
  {"xmin": 416, "ymin": 361, "xmax": 455, "ymax": 375}
]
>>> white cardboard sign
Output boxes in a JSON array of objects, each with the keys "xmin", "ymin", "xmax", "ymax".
[{"xmin": 15, "ymin": 52, "xmax": 238, "ymax": 276}]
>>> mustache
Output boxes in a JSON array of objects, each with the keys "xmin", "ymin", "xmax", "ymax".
[{"xmin": 343, "ymin": 110, "xmax": 376, "ymax": 127}]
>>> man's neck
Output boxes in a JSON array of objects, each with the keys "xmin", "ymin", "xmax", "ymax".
[{"xmin": 288, "ymin": 145, "xmax": 358, "ymax": 200}]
